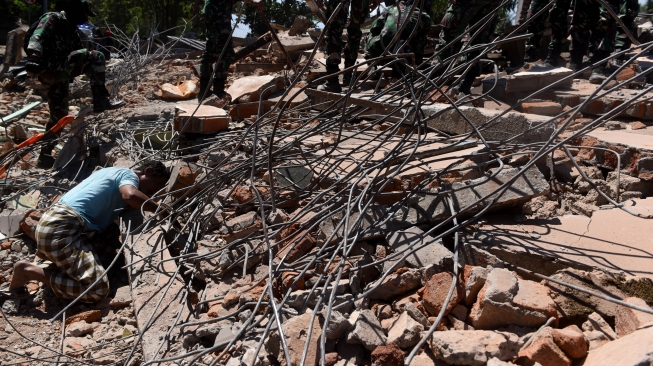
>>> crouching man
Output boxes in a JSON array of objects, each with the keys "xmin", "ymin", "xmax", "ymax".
[{"xmin": 9, "ymin": 162, "xmax": 170, "ymax": 302}]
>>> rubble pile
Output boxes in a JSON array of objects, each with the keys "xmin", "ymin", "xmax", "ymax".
[{"xmin": 0, "ymin": 14, "xmax": 653, "ymax": 366}]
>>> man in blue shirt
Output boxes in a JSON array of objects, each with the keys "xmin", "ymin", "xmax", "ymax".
[{"xmin": 7, "ymin": 161, "xmax": 170, "ymax": 302}]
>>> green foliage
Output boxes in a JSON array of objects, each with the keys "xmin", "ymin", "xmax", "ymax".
[
  {"xmin": 92, "ymin": 0, "xmax": 195, "ymax": 37},
  {"xmin": 430, "ymin": 0, "xmax": 448, "ymax": 22},
  {"xmin": 3, "ymin": 0, "xmax": 51, "ymax": 25},
  {"xmin": 242, "ymin": 0, "xmax": 315, "ymax": 36}
]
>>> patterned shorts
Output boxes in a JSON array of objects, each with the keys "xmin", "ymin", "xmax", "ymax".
[{"xmin": 35, "ymin": 203, "xmax": 110, "ymax": 303}]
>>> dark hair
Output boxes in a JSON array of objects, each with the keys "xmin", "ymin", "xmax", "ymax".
[{"xmin": 138, "ymin": 161, "xmax": 170, "ymax": 180}]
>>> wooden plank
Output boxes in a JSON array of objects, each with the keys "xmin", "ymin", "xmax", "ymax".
[{"xmin": 122, "ymin": 215, "xmax": 192, "ymax": 363}]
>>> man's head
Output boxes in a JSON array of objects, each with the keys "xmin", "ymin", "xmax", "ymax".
[
  {"xmin": 135, "ymin": 161, "xmax": 170, "ymax": 197},
  {"xmin": 58, "ymin": 0, "xmax": 97, "ymax": 25}
]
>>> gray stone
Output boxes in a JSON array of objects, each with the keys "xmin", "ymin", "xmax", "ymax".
[
  {"xmin": 346, "ymin": 309, "xmax": 387, "ymax": 351},
  {"xmin": 405, "ymin": 301, "xmax": 430, "ymax": 328},
  {"xmin": 10, "ymin": 241, "xmax": 22, "ymax": 253},
  {"xmin": 320, "ymin": 309, "xmax": 350, "ymax": 340},
  {"xmin": 65, "ymin": 321, "xmax": 94, "ymax": 337},
  {"xmin": 282, "ymin": 313, "xmax": 322, "ymax": 366},
  {"xmin": 582, "ymin": 325, "xmax": 653, "ymax": 366},
  {"xmin": 213, "ymin": 327, "xmax": 236, "ymax": 347},
  {"xmin": 110, "ymin": 286, "xmax": 132, "ymax": 309},
  {"xmin": 387, "ymin": 311, "xmax": 424, "ymax": 348},
  {"xmin": 384, "ymin": 227, "xmax": 454, "ymax": 273},
  {"xmin": 429, "ymin": 330, "xmax": 522, "ymax": 366},
  {"xmin": 0, "ymin": 209, "xmax": 29, "ymax": 237},
  {"xmin": 1, "ymin": 299, "xmax": 19, "ymax": 314},
  {"xmin": 238, "ymin": 309, "xmax": 253, "ymax": 323}
]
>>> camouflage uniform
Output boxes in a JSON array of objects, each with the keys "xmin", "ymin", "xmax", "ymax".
[
  {"xmin": 27, "ymin": 12, "xmax": 106, "ymax": 130},
  {"xmin": 324, "ymin": 0, "xmax": 371, "ymax": 74},
  {"xmin": 547, "ymin": 0, "xmax": 573, "ymax": 53},
  {"xmin": 436, "ymin": 0, "xmax": 502, "ymax": 62},
  {"xmin": 200, "ymin": 0, "xmax": 234, "ymax": 80},
  {"xmin": 524, "ymin": 0, "xmax": 550, "ymax": 57},
  {"xmin": 617, "ymin": 0, "xmax": 638, "ymax": 51},
  {"xmin": 364, "ymin": 2, "xmax": 432, "ymax": 66},
  {"xmin": 570, "ymin": 0, "xmax": 621, "ymax": 56}
]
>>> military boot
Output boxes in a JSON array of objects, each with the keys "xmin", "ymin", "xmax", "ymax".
[
  {"xmin": 342, "ymin": 60, "xmax": 355, "ymax": 87},
  {"xmin": 524, "ymin": 47, "xmax": 540, "ymax": 63},
  {"xmin": 589, "ymin": 65, "xmax": 612, "ymax": 84},
  {"xmin": 543, "ymin": 46, "xmax": 561, "ymax": 67},
  {"xmin": 213, "ymin": 78, "xmax": 230, "ymax": 99},
  {"xmin": 569, "ymin": 50, "xmax": 585, "ymax": 72},
  {"xmin": 318, "ymin": 73, "xmax": 342, "ymax": 93},
  {"xmin": 92, "ymin": 86, "xmax": 125, "ymax": 113},
  {"xmin": 198, "ymin": 77, "xmax": 211, "ymax": 101},
  {"xmin": 36, "ymin": 141, "xmax": 57, "ymax": 169}
]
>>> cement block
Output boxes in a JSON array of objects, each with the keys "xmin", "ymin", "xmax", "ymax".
[
  {"xmin": 452, "ymin": 166, "xmax": 548, "ymax": 213},
  {"xmin": 0, "ymin": 209, "xmax": 30, "ymax": 236},
  {"xmin": 418, "ymin": 103, "xmax": 554, "ymax": 143},
  {"xmin": 521, "ymin": 101, "xmax": 563, "ymax": 116},
  {"xmin": 174, "ymin": 104, "xmax": 230, "ymax": 134}
]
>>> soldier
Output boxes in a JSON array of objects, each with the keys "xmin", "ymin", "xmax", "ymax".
[
  {"xmin": 567, "ymin": 0, "xmax": 621, "ymax": 83},
  {"xmin": 436, "ymin": 0, "xmax": 503, "ymax": 94},
  {"xmin": 198, "ymin": 0, "xmax": 264, "ymax": 101},
  {"xmin": 523, "ymin": 0, "xmax": 551, "ymax": 63},
  {"xmin": 615, "ymin": 0, "xmax": 639, "ymax": 61},
  {"xmin": 540, "ymin": 0, "xmax": 573, "ymax": 67},
  {"xmin": 364, "ymin": 0, "xmax": 432, "ymax": 76},
  {"xmin": 23, "ymin": 0, "xmax": 125, "ymax": 168},
  {"xmin": 320, "ymin": 0, "xmax": 380, "ymax": 92}
]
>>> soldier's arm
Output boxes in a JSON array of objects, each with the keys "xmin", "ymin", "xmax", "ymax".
[{"xmin": 26, "ymin": 15, "xmax": 55, "ymax": 57}]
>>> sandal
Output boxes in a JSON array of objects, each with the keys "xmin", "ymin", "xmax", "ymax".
[{"xmin": 0, "ymin": 284, "xmax": 35, "ymax": 300}]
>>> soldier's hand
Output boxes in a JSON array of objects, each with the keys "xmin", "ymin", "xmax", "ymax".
[
  {"xmin": 246, "ymin": 0, "xmax": 265, "ymax": 12},
  {"xmin": 370, "ymin": 0, "xmax": 380, "ymax": 11},
  {"xmin": 24, "ymin": 55, "xmax": 43, "ymax": 75}
]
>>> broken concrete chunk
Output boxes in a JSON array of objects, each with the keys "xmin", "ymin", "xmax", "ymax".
[
  {"xmin": 452, "ymin": 167, "xmax": 549, "ymax": 213},
  {"xmin": 219, "ymin": 211, "xmax": 262, "ymax": 243},
  {"xmin": 227, "ymin": 75, "xmax": 284, "ymax": 103},
  {"xmin": 429, "ymin": 330, "xmax": 522, "ymax": 366},
  {"xmin": 468, "ymin": 268, "xmax": 557, "ymax": 329},
  {"xmin": 383, "ymin": 226, "xmax": 453, "ymax": 273},
  {"xmin": 614, "ymin": 297, "xmax": 653, "ymax": 337},
  {"xmin": 387, "ymin": 311, "xmax": 424, "ymax": 348},
  {"xmin": 521, "ymin": 101, "xmax": 563, "ymax": 116},
  {"xmin": 346, "ymin": 309, "xmax": 387, "ymax": 351},
  {"xmin": 582, "ymin": 323, "xmax": 653, "ymax": 365},
  {"xmin": 517, "ymin": 335, "xmax": 571, "ymax": 366},
  {"xmin": 368, "ymin": 268, "xmax": 422, "ymax": 301},
  {"xmin": 65, "ymin": 321, "xmax": 94, "ymax": 337},
  {"xmin": 420, "ymin": 271, "xmax": 464, "ymax": 317},
  {"xmin": 371, "ymin": 343, "xmax": 406, "ymax": 366},
  {"xmin": 281, "ymin": 313, "xmax": 322, "ymax": 366},
  {"xmin": 320, "ymin": 309, "xmax": 350, "ymax": 340},
  {"xmin": 405, "ymin": 301, "xmax": 430, "ymax": 328},
  {"xmin": 464, "ymin": 266, "xmax": 490, "ymax": 306},
  {"xmin": 174, "ymin": 103, "xmax": 230, "ymax": 134},
  {"xmin": 110, "ymin": 286, "xmax": 132, "ymax": 309}
]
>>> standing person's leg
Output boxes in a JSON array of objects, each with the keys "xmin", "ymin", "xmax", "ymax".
[
  {"xmin": 65, "ymin": 49, "xmax": 125, "ymax": 111},
  {"xmin": 199, "ymin": 0, "xmax": 235, "ymax": 100},
  {"xmin": 544, "ymin": 0, "xmax": 573, "ymax": 66},
  {"xmin": 343, "ymin": 0, "xmax": 370, "ymax": 85},
  {"xmin": 568, "ymin": 0, "xmax": 599, "ymax": 70},
  {"xmin": 33, "ymin": 203, "xmax": 110, "ymax": 302},
  {"xmin": 524, "ymin": 0, "xmax": 551, "ymax": 62},
  {"xmin": 321, "ymin": 0, "xmax": 350, "ymax": 92},
  {"xmin": 36, "ymin": 81, "xmax": 69, "ymax": 168},
  {"xmin": 588, "ymin": 0, "xmax": 620, "ymax": 83}
]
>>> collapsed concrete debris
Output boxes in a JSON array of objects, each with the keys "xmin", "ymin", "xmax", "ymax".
[{"xmin": 1, "ymin": 9, "xmax": 653, "ymax": 366}]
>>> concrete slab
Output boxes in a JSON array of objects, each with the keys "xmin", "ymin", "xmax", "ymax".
[
  {"xmin": 555, "ymin": 80, "xmax": 653, "ymax": 120},
  {"xmin": 122, "ymin": 219, "xmax": 192, "ymax": 362},
  {"xmin": 483, "ymin": 65, "xmax": 573, "ymax": 94},
  {"xmin": 470, "ymin": 197, "xmax": 653, "ymax": 279},
  {"xmin": 587, "ymin": 129, "xmax": 653, "ymax": 151},
  {"xmin": 418, "ymin": 103, "xmax": 555, "ymax": 143},
  {"xmin": 226, "ymin": 75, "xmax": 284, "ymax": 103}
]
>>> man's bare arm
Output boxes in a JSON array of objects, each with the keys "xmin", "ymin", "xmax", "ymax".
[{"xmin": 119, "ymin": 185, "xmax": 160, "ymax": 212}]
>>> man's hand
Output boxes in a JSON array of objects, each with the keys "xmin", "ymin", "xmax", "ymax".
[
  {"xmin": 245, "ymin": 0, "xmax": 265, "ymax": 12},
  {"xmin": 119, "ymin": 184, "xmax": 160, "ymax": 212},
  {"xmin": 370, "ymin": 0, "xmax": 380, "ymax": 11}
]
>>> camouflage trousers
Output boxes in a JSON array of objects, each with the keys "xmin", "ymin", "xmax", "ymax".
[
  {"xmin": 547, "ymin": 0, "xmax": 573, "ymax": 51},
  {"xmin": 524, "ymin": 0, "xmax": 550, "ymax": 53},
  {"xmin": 38, "ymin": 49, "xmax": 106, "ymax": 129},
  {"xmin": 324, "ymin": 0, "xmax": 370, "ymax": 74},
  {"xmin": 617, "ymin": 0, "xmax": 638, "ymax": 50},
  {"xmin": 364, "ymin": 4, "xmax": 432, "ymax": 66},
  {"xmin": 570, "ymin": 0, "xmax": 621, "ymax": 54},
  {"xmin": 436, "ymin": 0, "xmax": 502, "ymax": 62},
  {"xmin": 36, "ymin": 203, "xmax": 110, "ymax": 303},
  {"xmin": 200, "ymin": 0, "xmax": 234, "ymax": 80}
]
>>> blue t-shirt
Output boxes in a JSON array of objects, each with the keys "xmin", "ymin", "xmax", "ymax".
[{"xmin": 60, "ymin": 167, "xmax": 140, "ymax": 232}]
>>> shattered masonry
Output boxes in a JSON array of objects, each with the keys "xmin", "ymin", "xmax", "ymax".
[{"xmin": 0, "ymin": 9, "xmax": 653, "ymax": 366}]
